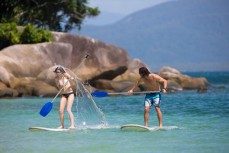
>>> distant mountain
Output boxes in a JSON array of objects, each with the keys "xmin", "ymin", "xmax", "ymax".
[
  {"xmin": 83, "ymin": 11, "xmax": 124, "ymax": 26},
  {"xmin": 73, "ymin": 0, "xmax": 229, "ymax": 72}
]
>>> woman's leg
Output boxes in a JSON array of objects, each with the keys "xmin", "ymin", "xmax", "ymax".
[
  {"xmin": 58, "ymin": 96, "xmax": 67, "ymax": 128},
  {"xmin": 66, "ymin": 94, "xmax": 75, "ymax": 128}
]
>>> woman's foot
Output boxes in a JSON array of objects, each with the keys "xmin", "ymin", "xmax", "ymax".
[
  {"xmin": 57, "ymin": 125, "xmax": 64, "ymax": 129},
  {"xmin": 68, "ymin": 126, "xmax": 75, "ymax": 129}
]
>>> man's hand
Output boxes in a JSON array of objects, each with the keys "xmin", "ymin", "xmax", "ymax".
[
  {"xmin": 128, "ymin": 90, "xmax": 134, "ymax": 94},
  {"xmin": 162, "ymin": 89, "xmax": 167, "ymax": 93}
]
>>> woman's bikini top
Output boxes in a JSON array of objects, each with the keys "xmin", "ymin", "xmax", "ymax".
[{"xmin": 59, "ymin": 77, "xmax": 73, "ymax": 93}]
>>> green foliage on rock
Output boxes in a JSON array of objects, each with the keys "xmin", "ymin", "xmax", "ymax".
[
  {"xmin": 20, "ymin": 24, "xmax": 52, "ymax": 44},
  {"xmin": 0, "ymin": 23, "xmax": 52, "ymax": 50},
  {"xmin": 0, "ymin": 22, "xmax": 20, "ymax": 49}
]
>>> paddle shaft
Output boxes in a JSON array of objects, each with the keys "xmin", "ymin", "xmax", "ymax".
[
  {"xmin": 51, "ymin": 86, "xmax": 65, "ymax": 103},
  {"xmin": 92, "ymin": 91, "xmax": 161, "ymax": 97},
  {"xmin": 108, "ymin": 91, "xmax": 161, "ymax": 95},
  {"xmin": 73, "ymin": 54, "xmax": 89, "ymax": 73}
]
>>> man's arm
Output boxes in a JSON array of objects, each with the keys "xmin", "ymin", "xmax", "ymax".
[
  {"xmin": 153, "ymin": 74, "xmax": 167, "ymax": 93},
  {"xmin": 128, "ymin": 78, "xmax": 141, "ymax": 93}
]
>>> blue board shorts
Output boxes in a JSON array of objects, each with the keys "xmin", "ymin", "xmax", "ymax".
[{"xmin": 144, "ymin": 92, "xmax": 161, "ymax": 107}]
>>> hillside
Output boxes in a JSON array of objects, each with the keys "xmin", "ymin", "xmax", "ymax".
[
  {"xmin": 74, "ymin": 0, "xmax": 229, "ymax": 71},
  {"xmin": 84, "ymin": 11, "xmax": 124, "ymax": 26}
]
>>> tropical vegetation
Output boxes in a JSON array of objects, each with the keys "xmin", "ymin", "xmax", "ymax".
[{"xmin": 0, "ymin": 0, "xmax": 99, "ymax": 31}]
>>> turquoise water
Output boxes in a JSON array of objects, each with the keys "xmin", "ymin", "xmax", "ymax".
[{"xmin": 0, "ymin": 72, "xmax": 229, "ymax": 153}]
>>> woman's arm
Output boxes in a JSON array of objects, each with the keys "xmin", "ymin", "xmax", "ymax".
[
  {"xmin": 54, "ymin": 77, "xmax": 61, "ymax": 89},
  {"xmin": 63, "ymin": 72, "xmax": 74, "ymax": 80}
]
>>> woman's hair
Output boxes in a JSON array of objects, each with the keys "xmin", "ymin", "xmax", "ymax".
[
  {"xmin": 139, "ymin": 67, "xmax": 150, "ymax": 77},
  {"xmin": 54, "ymin": 66, "xmax": 66, "ymax": 73}
]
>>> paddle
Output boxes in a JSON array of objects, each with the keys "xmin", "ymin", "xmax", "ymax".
[
  {"xmin": 91, "ymin": 91, "xmax": 160, "ymax": 98},
  {"xmin": 39, "ymin": 54, "xmax": 89, "ymax": 117},
  {"xmin": 40, "ymin": 86, "xmax": 64, "ymax": 117}
]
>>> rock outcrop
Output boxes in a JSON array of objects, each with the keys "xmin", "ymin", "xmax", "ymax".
[
  {"xmin": 0, "ymin": 82, "xmax": 18, "ymax": 97},
  {"xmin": 0, "ymin": 32, "xmax": 208, "ymax": 97},
  {"xmin": 0, "ymin": 42, "xmax": 72, "ymax": 84},
  {"xmin": 158, "ymin": 67, "xmax": 208, "ymax": 92},
  {"xmin": 52, "ymin": 32, "xmax": 131, "ymax": 80}
]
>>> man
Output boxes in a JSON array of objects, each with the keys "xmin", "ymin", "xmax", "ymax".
[{"xmin": 128, "ymin": 67, "xmax": 167, "ymax": 128}]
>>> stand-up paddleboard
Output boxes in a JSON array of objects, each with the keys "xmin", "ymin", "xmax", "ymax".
[
  {"xmin": 120, "ymin": 124, "xmax": 150, "ymax": 131},
  {"xmin": 29, "ymin": 127, "xmax": 71, "ymax": 132}
]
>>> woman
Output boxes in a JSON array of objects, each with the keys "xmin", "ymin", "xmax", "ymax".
[{"xmin": 54, "ymin": 66, "xmax": 75, "ymax": 129}]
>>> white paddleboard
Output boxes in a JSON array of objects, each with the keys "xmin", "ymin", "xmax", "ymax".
[
  {"xmin": 120, "ymin": 124, "xmax": 150, "ymax": 131},
  {"xmin": 29, "ymin": 127, "xmax": 71, "ymax": 132}
]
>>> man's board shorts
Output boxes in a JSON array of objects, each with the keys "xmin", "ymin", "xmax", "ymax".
[{"xmin": 144, "ymin": 92, "xmax": 161, "ymax": 107}]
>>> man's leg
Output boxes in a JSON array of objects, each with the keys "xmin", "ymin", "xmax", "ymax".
[
  {"xmin": 144, "ymin": 106, "xmax": 150, "ymax": 127},
  {"xmin": 155, "ymin": 106, "xmax": 162, "ymax": 128}
]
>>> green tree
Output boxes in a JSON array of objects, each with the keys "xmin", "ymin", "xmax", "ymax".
[
  {"xmin": 0, "ymin": 23, "xmax": 52, "ymax": 50},
  {"xmin": 20, "ymin": 24, "xmax": 52, "ymax": 44},
  {"xmin": 0, "ymin": 0, "xmax": 100, "ymax": 32},
  {"xmin": 0, "ymin": 23, "xmax": 20, "ymax": 49}
]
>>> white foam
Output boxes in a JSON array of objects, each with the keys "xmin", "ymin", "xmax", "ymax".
[
  {"xmin": 149, "ymin": 126, "xmax": 179, "ymax": 131},
  {"xmin": 75, "ymin": 124, "xmax": 119, "ymax": 130}
]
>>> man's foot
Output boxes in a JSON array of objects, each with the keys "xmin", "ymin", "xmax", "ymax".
[{"xmin": 57, "ymin": 125, "xmax": 64, "ymax": 129}]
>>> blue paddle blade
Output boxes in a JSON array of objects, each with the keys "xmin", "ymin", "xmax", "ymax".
[
  {"xmin": 91, "ymin": 91, "xmax": 109, "ymax": 97},
  {"xmin": 39, "ymin": 102, "xmax": 53, "ymax": 117}
]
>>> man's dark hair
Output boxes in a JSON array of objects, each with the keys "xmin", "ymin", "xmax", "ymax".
[{"xmin": 139, "ymin": 67, "xmax": 150, "ymax": 77}]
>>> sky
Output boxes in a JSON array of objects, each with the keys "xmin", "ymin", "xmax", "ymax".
[
  {"xmin": 88, "ymin": 0, "xmax": 173, "ymax": 15},
  {"xmin": 85, "ymin": 0, "xmax": 173, "ymax": 25}
]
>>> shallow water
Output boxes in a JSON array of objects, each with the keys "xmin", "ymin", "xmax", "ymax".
[{"xmin": 0, "ymin": 72, "xmax": 229, "ymax": 153}]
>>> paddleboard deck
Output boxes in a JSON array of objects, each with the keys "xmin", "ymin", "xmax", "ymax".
[
  {"xmin": 29, "ymin": 127, "xmax": 71, "ymax": 132},
  {"xmin": 120, "ymin": 124, "xmax": 150, "ymax": 131},
  {"xmin": 121, "ymin": 124, "xmax": 178, "ymax": 131}
]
